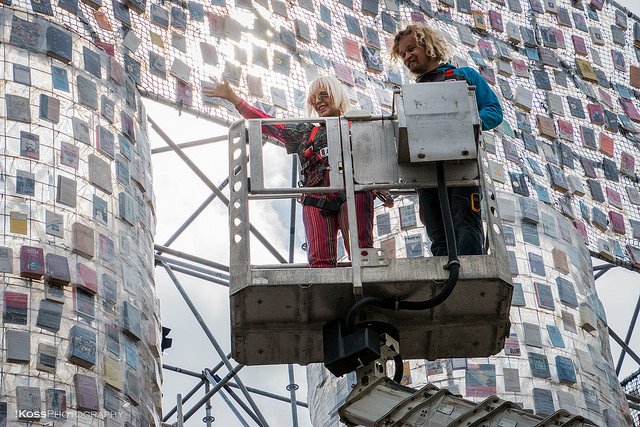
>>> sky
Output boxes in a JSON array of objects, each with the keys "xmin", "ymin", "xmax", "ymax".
[{"xmin": 148, "ymin": 2, "xmax": 640, "ymax": 425}]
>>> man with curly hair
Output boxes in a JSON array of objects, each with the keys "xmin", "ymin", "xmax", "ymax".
[{"xmin": 392, "ymin": 24, "xmax": 503, "ymax": 256}]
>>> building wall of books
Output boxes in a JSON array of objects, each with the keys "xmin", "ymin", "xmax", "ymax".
[
  {"xmin": 0, "ymin": 8, "xmax": 161, "ymax": 426},
  {"xmin": 308, "ymin": 193, "xmax": 632, "ymax": 425}
]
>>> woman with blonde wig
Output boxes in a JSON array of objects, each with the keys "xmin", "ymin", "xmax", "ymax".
[{"xmin": 204, "ymin": 76, "xmax": 377, "ymax": 267}]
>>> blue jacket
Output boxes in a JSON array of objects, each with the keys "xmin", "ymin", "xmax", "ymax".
[{"xmin": 416, "ymin": 63, "xmax": 503, "ymax": 131}]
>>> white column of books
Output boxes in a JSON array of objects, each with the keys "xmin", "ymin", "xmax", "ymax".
[{"xmin": 0, "ymin": 9, "xmax": 161, "ymax": 426}]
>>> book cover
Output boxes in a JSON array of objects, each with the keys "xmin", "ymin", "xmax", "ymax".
[
  {"xmin": 74, "ymin": 374, "xmax": 99, "ymax": 411},
  {"xmin": 13, "ymin": 63, "xmax": 31, "ymax": 86},
  {"xmin": 88, "ymin": 153, "xmax": 113, "ymax": 194},
  {"xmin": 20, "ymin": 246, "xmax": 44, "ymax": 279},
  {"xmin": 598, "ymin": 132, "xmax": 614, "ymax": 157},
  {"xmin": 104, "ymin": 384, "xmax": 121, "ymax": 412},
  {"xmin": 72, "ymin": 222, "xmax": 95, "ymax": 259},
  {"xmin": 556, "ymin": 119, "xmax": 573, "ymax": 141},
  {"xmin": 546, "ymin": 324, "xmax": 565, "ymax": 348},
  {"xmin": 602, "ymin": 158, "xmax": 619, "ymax": 182},
  {"xmin": 124, "ymin": 335, "xmax": 138, "ymax": 369},
  {"xmin": 72, "ymin": 117, "xmax": 90, "ymax": 145},
  {"xmin": 121, "ymin": 111, "xmax": 136, "ymax": 142},
  {"xmin": 620, "ymin": 151, "xmax": 635, "ymax": 177},
  {"xmin": 536, "ymin": 115, "xmax": 556, "ymax": 139},
  {"xmin": 106, "ymin": 322, "xmax": 121, "ymax": 357},
  {"xmin": 103, "ymin": 273, "xmax": 118, "ymax": 311},
  {"xmin": 115, "ymin": 156, "xmax": 130, "ymax": 185},
  {"xmin": 546, "ymin": 163, "xmax": 569, "ymax": 192},
  {"xmin": 99, "ymin": 233, "xmax": 116, "ymax": 263},
  {"xmin": 534, "ymin": 281, "xmax": 555, "ymax": 310},
  {"xmin": 123, "ymin": 301, "xmax": 142, "ymax": 341},
  {"xmin": 528, "ymin": 352, "xmax": 551, "ymax": 378},
  {"xmin": 69, "ymin": 326, "xmax": 97, "ymax": 368},
  {"xmin": 19, "ymin": 131, "xmax": 40, "ymax": 160},
  {"xmin": 112, "ymin": 0, "xmax": 132, "ymax": 26},
  {"xmin": 45, "ymin": 389, "xmax": 66, "ymax": 417},
  {"xmin": 16, "ymin": 386, "xmax": 41, "ymax": 419},
  {"xmin": 0, "ymin": 247, "xmax": 12, "ymax": 273},
  {"xmin": 105, "ymin": 356, "xmax": 124, "ymax": 390},
  {"xmin": 628, "ymin": 187, "xmax": 640, "ymax": 206},
  {"xmin": 528, "ymin": 252, "xmax": 545, "ymax": 276},
  {"xmin": 6, "ymin": 94, "xmax": 32, "ymax": 123},
  {"xmin": 465, "ymin": 364, "xmax": 496, "ymax": 397},
  {"xmin": 46, "ymin": 25, "xmax": 72, "ymax": 63},
  {"xmin": 562, "ymin": 310, "xmax": 577, "ymax": 333},
  {"xmin": 557, "ymin": 277, "xmax": 578, "ymax": 307},
  {"xmin": 511, "ymin": 282, "xmax": 525, "ymax": 306},
  {"xmin": 37, "ymin": 343, "xmax": 57, "ymax": 373},
  {"xmin": 503, "ymin": 333, "xmax": 521, "ymax": 356},
  {"xmin": 488, "ymin": 10, "xmax": 503, "ymax": 31},
  {"xmin": 342, "ymin": 37, "xmax": 361, "ymax": 62},
  {"xmin": 37, "ymin": 299, "xmax": 63, "ymax": 332},
  {"xmin": 176, "ymin": 81, "xmax": 193, "ymax": 108},
  {"xmin": 76, "ymin": 75, "xmax": 98, "ymax": 110},
  {"xmin": 586, "ymin": 103, "xmax": 604, "ymax": 125},
  {"xmin": 109, "ymin": 56, "xmax": 125, "ymax": 87},
  {"xmin": 10, "ymin": 15, "xmax": 44, "ymax": 51},
  {"xmin": 45, "ymin": 253, "xmax": 71, "ymax": 285},
  {"xmin": 364, "ymin": 26, "xmax": 380, "ymax": 48},
  {"xmin": 59, "ymin": 0, "xmax": 78, "ymax": 14},
  {"xmin": 45, "ymin": 210, "xmax": 63, "ymax": 237},
  {"xmin": 44, "ymin": 282, "xmax": 65, "ymax": 303},
  {"xmin": 75, "ymin": 286, "xmax": 95, "ymax": 318},
  {"xmin": 16, "ymin": 170, "xmax": 35, "ymax": 197},
  {"xmin": 83, "ymin": 46, "xmax": 102, "ymax": 79},
  {"xmin": 188, "ymin": 1, "xmax": 204, "ymax": 20},
  {"xmin": 620, "ymin": 98, "xmax": 640, "ymax": 122},
  {"xmin": 76, "ymin": 262, "xmax": 98, "ymax": 294},
  {"xmin": 125, "ymin": 0, "xmax": 145, "ymax": 14},
  {"xmin": 532, "ymin": 388, "xmax": 555, "ymax": 416},
  {"xmin": 472, "ymin": 11, "xmax": 486, "ymax": 31},
  {"xmin": 125, "ymin": 370, "xmax": 141, "ymax": 405},
  {"xmin": 507, "ymin": 251, "xmax": 518, "ymax": 275},
  {"xmin": 592, "ymin": 207, "xmax": 608, "ymax": 231},
  {"xmin": 119, "ymin": 191, "xmax": 136, "ymax": 225},
  {"xmin": 552, "ymin": 247, "xmax": 569, "ymax": 273},
  {"xmin": 56, "ymin": 175, "xmax": 77, "ymax": 207},
  {"xmin": 609, "ymin": 210, "xmax": 625, "ymax": 235},
  {"xmin": 60, "ymin": 141, "xmax": 79, "ymax": 169},
  {"xmin": 503, "ymin": 367, "xmax": 521, "ymax": 392},
  {"xmin": 150, "ymin": 4, "xmax": 169, "ymax": 28},
  {"xmin": 6, "ymin": 329, "xmax": 30, "ymax": 363},
  {"xmin": 96, "ymin": 125, "xmax": 115, "ymax": 160},
  {"xmin": 100, "ymin": 96, "xmax": 115, "ymax": 124}
]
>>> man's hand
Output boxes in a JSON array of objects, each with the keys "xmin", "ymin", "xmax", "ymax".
[
  {"xmin": 202, "ymin": 77, "xmax": 242, "ymax": 106},
  {"xmin": 373, "ymin": 190, "xmax": 394, "ymax": 208}
]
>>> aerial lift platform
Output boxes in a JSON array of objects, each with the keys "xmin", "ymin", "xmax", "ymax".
[{"xmin": 227, "ymin": 82, "xmax": 595, "ymax": 426}]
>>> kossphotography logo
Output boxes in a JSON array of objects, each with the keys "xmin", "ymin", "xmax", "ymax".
[{"xmin": 16, "ymin": 410, "xmax": 123, "ymax": 419}]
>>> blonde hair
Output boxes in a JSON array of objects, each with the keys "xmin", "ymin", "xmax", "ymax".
[
  {"xmin": 391, "ymin": 25, "xmax": 452, "ymax": 66},
  {"xmin": 306, "ymin": 76, "xmax": 350, "ymax": 117}
]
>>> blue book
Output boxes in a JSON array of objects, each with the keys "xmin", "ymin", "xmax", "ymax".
[
  {"xmin": 556, "ymin": 277, "xmax": 578, "ymax": 308},
  {"xmin": 511, "ymin": 283, "xmax": 526, "ymax": 306},
  {"xmin": 555, "ymin": 356, "xmax": 576, "ymax": 383},
  {"xmin": 534, "ymin": 282, "xmax": 555, "ymax": 310},
  {"xmin": 528, "ymin": 352, "xmax": 551, "ymax": 378},
  {"xmin": 69, "ymin": 325, "xmax": 96, "ymax": 368},
  {"xmin": 51, "ymin": 66, "xmax": 69, "ymax": 91},
  {"xmin": 546, "ymin": 325, "xmax": 565, "ymax": 348},
  {"xmin": 532, "ymin": 388, "xmax": 555, "ymax": 416}
]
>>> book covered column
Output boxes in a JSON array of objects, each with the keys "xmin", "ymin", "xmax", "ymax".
[{"xmin": 0, "ymin": 9, "xmax": 161, "ymax": 426}]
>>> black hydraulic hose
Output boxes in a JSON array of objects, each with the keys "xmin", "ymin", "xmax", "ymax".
[
  {"xmin": 392, "ymin": 354, "xmax": 404, "ymax": 383},
  {"xmin": 345, "ymin": 162, "xmax": 461, "ymax": 331}
]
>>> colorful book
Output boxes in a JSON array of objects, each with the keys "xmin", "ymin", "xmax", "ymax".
[
  {"xmin": 20, "ymin": 246, "xmax": 44, "ymax": 279},
  {"xmin": 37, "ymin": 343, "xmax": 58, "ymax": 373},
  {"xmin": 74, "ymin": 374, "xmax": 99, "ymax": 411},
  {"xmin": 69, "ymin": 326, "xmax": 97, "ymax": 368}
]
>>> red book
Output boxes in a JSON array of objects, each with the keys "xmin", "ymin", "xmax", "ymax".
[
  {"xmin": 94, "ymin": 10, "xmax": 113, "ymax": 31},
  {"xmin": 599, "ymin": 133, "xmax": 614, "ymax": 156},
  {"xmin": 587, "ymin": 103, "xmax": 604, "ymax": 125},
  {"xmin": 342, "ymin": 37, "xmax": 361, "ymax": 62},
  {"xmin": 20, "ymin": 246, "xmax": 44, "ymax": 279},
  {"xmin": 609, "ymin": 211, "xmax": 625, "ymax": 235},
  {"xmin": 488, "ymin": 10, "xmax": 503, "ymax": 32},
  {"xmin": 572, "ymin": 35, "xmax": 587, "ymax": 55},
  {"xmin": 598, "ymin": 88, "xmax": 613, "ymax": 108},
  {"xmin": 606, "ymin": 187, "xmax": 622, "ymax": 209},
  {"xmin": 94, "ymin": 41, "xmax": 114, "ymax": 57},
  {"xmin": 620, "ymin": 151, "xmax": 635, "ymax": 177},
  {"xmin": 74, "ymin": 374, "xmax": 99, "ymax": 412},
  {"xmin": 176, "ymin": 80, "xmax": 193, "ymax": 108},
  {"xmin": 573, "ymin": 220, "xmax": 588, "ymax": 241},
  {"xmin": 620, "ymin": 98, "xmax": 640, "ymax": 122},
  {"xmin": 333, "ymin": 62, "xmax": 354, "ymax": 86},
  {"xmin": 557, "ymin": 119, "xmax": 573, "ymax": 141},
  {"xmin": 76, "ymin": 263, "xmax": 98, "ymax": 294}
]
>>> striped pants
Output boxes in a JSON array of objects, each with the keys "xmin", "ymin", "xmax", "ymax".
[{"xmin": 302, "ymin": 191, "xmax": 374, "ymax": 268}]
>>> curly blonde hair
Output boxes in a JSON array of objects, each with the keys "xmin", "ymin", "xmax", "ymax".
[{"xmin": 391, "ymin": 25, "xmax": 452, "ymax": 65}]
